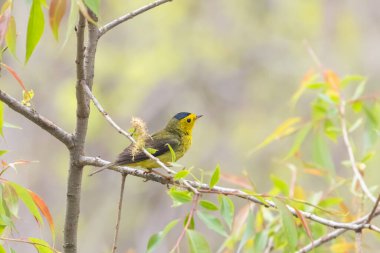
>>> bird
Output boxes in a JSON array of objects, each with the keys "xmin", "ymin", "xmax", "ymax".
[{"xmin": 89, "ymin": 112, "xmax": 202, "ymax": 176}]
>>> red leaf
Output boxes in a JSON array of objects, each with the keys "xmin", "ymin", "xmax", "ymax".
[
  {"xmin": 294, "ymin": 208, "xmax": 313, "ymax": 244},
  {"xmin": 0, "ymin": 1, "xmax": 11, "ymax": 47},
  {"xmin": 49, "ymin": 0, "xmax": 67, "ymax": 40},
  {"xmin": 0, "ymin": 63, "xmax": 27, "ymax": 91},
  {"xmin": 28, "ymin": 190, "xmax": 56, "ymax": 241}
]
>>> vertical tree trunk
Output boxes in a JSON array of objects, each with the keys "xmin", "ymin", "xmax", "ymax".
[{"xmin": 63, "ymin": 11, "xmax": 99, "ymax": 253}]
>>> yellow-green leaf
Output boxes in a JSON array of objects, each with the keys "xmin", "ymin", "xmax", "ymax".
[
  {"xmin": 284, "ymin": 122, "xmax": 311, "ymax": 160},
  {"xmin": 28, "ymin": 237, "xmax": 54, "ymax": 253},
  {"xmin": 166, "ymin": 143, "xmax": 176, "ymax": 162},
  {"xmin": 26, "ymin": 0, "xmax": 45, "ymax": 63},
  {"xmin": 251, "ymin": 117, "xmax": 301, "ymax": 153},
  {"xmin": 84, "ymin": 0, "xmax": 100, "ymax": 16},
  {"xmin": 146, "ymin": 219, "xmax": 178, "ymax": 253},
  {"xmin": 199, "ymin": 200, "xmax": 218, "ymax": 211},
  {"xmin": 209, "ymin": 164, "xmax": 220, "ymax": 188},
  {"xmin": 273, "ymin": 198, "xmax": 298, "ymax": 251},
  {"xmin": 5, "ymin": 16, "xmax": 16, "ymax": 57},
  {"xmin": 146, "ymin": 148, "xmax": 158, "ymax": 155},
  {"xmin": 197, "ymin": 211, "xmax": 228, "ymax": 237},
  {"xmin": 186, "ymin": 230, "xmax": 211, "ymax": 253},
  {"xmin": 218, "ymin": 195, "xmax": 234, "ymax": 230},
  {"xmin": 8, "ymin": 182, "xmax": 43, "ymax": 226},
  {"xmin": 168, "ymin": 188, "xmax": 192, "ymax": 207},
  {"xmin": 174, "ymin": 170, "xmax": 189, "ymax": 180}
]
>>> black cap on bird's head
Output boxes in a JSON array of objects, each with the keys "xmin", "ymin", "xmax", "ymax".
[
  {"xmin": 173, "ymin": 112, "xmax": 203, "ymax": 120},
  {"xmin": 174, "ymin": 112, "xmax": 191, "ymax": 120}
]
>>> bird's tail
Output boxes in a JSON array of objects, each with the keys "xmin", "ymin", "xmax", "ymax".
[{"xmin": 88, "ymin": 162, "xmax": 115, "ymax": 177}]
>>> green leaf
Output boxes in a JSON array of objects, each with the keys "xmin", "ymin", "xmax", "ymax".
[
  {"xmin": 237, "ymin": 208, "xmax": 254, "ymax": 253},
  {"xmin": 8, "ymin": 182, "xmax": 43, "ymax": 225},
  {"xmin": 250, "ymin": 117, "xmax": 301, "ymax": 153},
  {"xmin": 254, "ymin": 231, "xmax": 269, "ymax": 253},
  {"xmin": 218, "ymin": 195, "xmax": 234, "ymax": 230},
  {"xmin": 351, "ymin": 101, "xmax": 363, "ymax": 113},
  {"xmin": 348, "ymin": 118, "xmax": 363, "ymax": 133},
  {"xmin": 174, "ymin": 170, "xmax": 189, "ymax": 180},
  {"xmin": 0, "ymin": 150, "xmax": 6, "ymax": 156},
  {"xmin": 270, "ymin": 175, "xmax": 289, "ymax": 196},
  {"xmin": 25, "ymin": 0, "xmax": 45, "ymax": 63},
  {"xmin": 61, "ymin": 0, "xmax": 78, "ymax": 48},
  {"xmin": 3, "ymin": 121, "xmax": 22, "ymax": 129},
  {"xmin": 3, "ymin": 183, "xmax": 19, "ymax": 218},
  {"xmin": 0, "ymin": 245, "xmax": 6, "ymax": 253},
  {"xmin": 199, "ymin": 200, "xmax": 218, "ymax": 211},
  {"xmin": 340, "ymin": 75, "xmax": 366, "ymax": 88},
  {"xmin": 29, "ymin": 237, "xmax": 53, "ymax": 253},
  {"xmin": 146, "ymin": 148, "xmax": 158, "ymax": 155},
  {"xmin": 312, "ymin": 133, "xmax": 335, "ymax": 172},
  {"xmin": 184, "ymin": 213, "xmax": 195, "ymax": 230},
  {"xmin": 318, "ymin": 197, "xmax": 343, "ymax": 208},
  {"xmin": 146, "ymin": 219, "xmax": 179, "ymax": 253},
  {"xmin": 5, "ymin": 16, "xmax": 17, "ymax": 58},
  {"xmin": 0, "ymin": 102, "xmax": 3, "ymax": 137},
  {"xmin": 168, "ymin": 188, "xmax": 192, "ymax": 207},
  {"xmin": 273, "ymin": 199, "xmax": 298, "ymax": 251},
  {"xmin": 84, "ymin": 0, "xmax": 100, "ymax": 16},
  {"xmin": 197, "ymin": 211, "xmax": 228, "ymax": 237},
  {"xmin": 284, "ymin": 122, "xmax": 311, "ymax": 160},
  {"xmin": 361, "ymin": 151, "xmax": 376, "ymax": 163},
  {"xmin": 351, "ymin": 80, "xmax": 366, "ymax": 100},
  {"xmin": 209, "ymin": 164, "xmax": 220, "ymax": 188},
  {"xmin": 166, "ymin": 143, "xmax": 176, "ymax": 162},
  {"xmin": 186, "ymin": 230, "xmax": 211, "ymax": 253}
]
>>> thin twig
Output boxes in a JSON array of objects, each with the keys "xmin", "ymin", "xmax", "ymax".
[
  {"xmin": 111, "ymin": 173, "xmax": 127, "ymax": 253},
  {"xmin": 98, "ymin": 0, "xmax": 172, "ymax": 37},
  {"xmin": 355, "ymin": 231, "xmax": 362, "ymax": 253},
  {"xmin": 0, "ymin": 236, "xmax": 61, "ymax": 253},
  {"xmin": 366, "ymin": 193, "xmax": 380, "ymax": 223},
  {"xmin": 0, "ymin": 90, "xmax": 74, "ymax": 148},
  {"xmin": 339, "ymin": 100, "xmax": 376, "ymax": 203},
  {"xmin": 296, "ymin": 229, "xmax": 347, "ymax": 253},
  {"xmin": 80, "ymin": 156, "xmax": 380, "ymax": 233},
  {"xmin": 83, "ymin": 84, "xmax": 199, "ymax": 194},
  {"xmin": 171, "ymin": 193, "xmax": 200, "ymax": 253}
]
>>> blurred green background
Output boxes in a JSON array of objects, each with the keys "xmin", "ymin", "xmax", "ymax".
[{"xmin": 2, "ymin": 0, "xmax": 380, "ymax": 252}]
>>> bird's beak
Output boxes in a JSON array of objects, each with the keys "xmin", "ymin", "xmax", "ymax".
[{"xmin": 196, "ymin": 114, "xmax": 203, "ymax": 120}]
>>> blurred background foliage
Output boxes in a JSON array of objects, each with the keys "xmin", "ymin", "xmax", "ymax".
[{"xmin": 2, "ymin": 0, "xmax": 380, "ymax": 252}]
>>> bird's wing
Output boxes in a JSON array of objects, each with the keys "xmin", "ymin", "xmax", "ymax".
[{"xmin": 114, "ymin": 134, "xmax": 180, "ymax": 165}]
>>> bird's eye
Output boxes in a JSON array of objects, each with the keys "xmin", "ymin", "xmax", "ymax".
[{"xmin": 187, "ymin": 118, "xmax": 191, "ymax": 123}]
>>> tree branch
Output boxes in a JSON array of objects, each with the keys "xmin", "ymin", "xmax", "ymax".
[
  {"xmin": 366, "ymin": 193, "xmax": 380, "ymax": 223},
  {"xmin": 171, "ymin": 193, "xmax": 200, "ymax": 252},
  {"xmin": 339, "ymin": 100, "xmax": 377, "ymax": 203},
  {"xmin": 111, "ymin": 174, "xmax": 127, "ymax": 253},
  {"xmin": 81, "ymin": 155, "xmax": 380, "ymax": 234},
  {"xmin": 98, "ymin": 0, "xmax": 172, "ymax": 37},
  {"xmin": 64, "ymin": 9, "xmax": 99, "ymax": 253},
  {"xmin": 0, "ymin": 89, "xmax": 74, "ymax": 148},
  {"xmin": 296, "ymin": 229, "xmax": 347, "ymax": 253}
]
